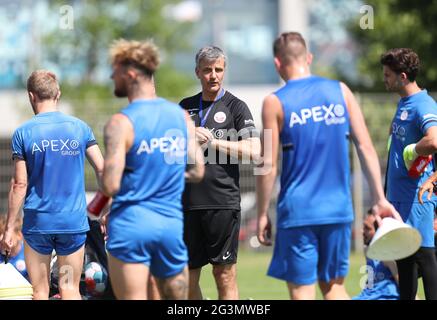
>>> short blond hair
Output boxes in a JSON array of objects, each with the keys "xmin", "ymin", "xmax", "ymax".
[
  {"xmin": 27, "ymin": 70, "xmax": 60, "ymax": 100},
  {"xmin": 109, "ymin": 39, "xmax": 160, "ymax": 77}
]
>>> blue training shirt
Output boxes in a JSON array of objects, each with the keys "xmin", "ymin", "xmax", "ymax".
[
  {"xmin": 275, "ymin": 75, "xmax": 354, "ymax": 228},
  {"xmin": 353, "ymin": 258, "xmax": 399, "ymax": 300},
  {"xmin": 11, "ymin": 111, "xmax": 96, "ymax": 234},
  {"xmin": 110, "ymin": 98, "xmax": 187, "ymax": 220},
  {"xmin": 387, "ymin": 90, "xmax": 437, "ymax": 202}
]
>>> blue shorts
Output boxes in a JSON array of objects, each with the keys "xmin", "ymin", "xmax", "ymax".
[
  {"xmin": 268, "ymin": 223, "xmax": 351, "ymax": 285},
  {"xmin": 106, "ymin": 205, "xmax": 188, "ymax": 279},
  {"xmin": 391, "ymin": 201, "xmax": 435, "ymax": 248},
  {"xmin": 24, "ymin": 233, "xmax": 87, "ymax": 256}
]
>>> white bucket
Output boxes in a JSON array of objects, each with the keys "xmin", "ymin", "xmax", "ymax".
[
  {"xmin": 366, "ymin": 217, "xmax": 422, "ymax": 261},
  {"xmin": 0, "ymin": 263, "xmax": 33, "ymax": 300}
]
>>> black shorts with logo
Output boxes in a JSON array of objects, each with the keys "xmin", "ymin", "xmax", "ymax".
[{"xmin": 183, "ymin": 209, "xmax": 241, "ymax": 269}]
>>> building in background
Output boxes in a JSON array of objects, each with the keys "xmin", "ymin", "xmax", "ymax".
[{"xmin": 0, "ymin": 1, "xmax": 365, "ymax": 248}]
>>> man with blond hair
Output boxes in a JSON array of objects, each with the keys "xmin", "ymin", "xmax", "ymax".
[
  {"xmin": 0, "ymin": 70, "xmax": 104, "ymax": 300},
  {"xmin": 102, "ymin": 39, "xmax": 204, "ymax": 300},
  {"xmin": 256, "ymin": 32, "xmax": 401, "ymax": 300}
]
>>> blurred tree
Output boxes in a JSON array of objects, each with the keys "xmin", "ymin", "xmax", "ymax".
[
  {"xmin": 42, "ymin": 0, "xmax": 198, "ymax": 190},
  {"xmin": 308, "ymin": 0, "xmax": 362, "ymax": 84},
  {"xmin": 349, "ymin": 0, "xmax": 437, "ymax": 91},
  {"xmin": 44, "ymin": 0, "xmax": 196, "ymax": 101}
]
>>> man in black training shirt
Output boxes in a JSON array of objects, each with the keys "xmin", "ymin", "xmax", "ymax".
[{"xmin": 179, "ymin": 46, "xmax": 260, "ymax": 300}]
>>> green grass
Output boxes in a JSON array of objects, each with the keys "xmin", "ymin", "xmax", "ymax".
[{"xmin": 199, "ymin": 249, "xmax": 425, "ymax": 300}]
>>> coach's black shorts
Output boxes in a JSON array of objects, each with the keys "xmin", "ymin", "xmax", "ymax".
[{"xmin": 183, "ymin": 209, "xmax": 241, "ymax": 269}]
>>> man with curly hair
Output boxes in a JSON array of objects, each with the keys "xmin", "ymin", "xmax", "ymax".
[
  {"xmin": 382, "ymin": 48, "xmax": 437, "ymax": 300},
  {"xmin": 102, "ymin": 39, "xmax": 204, "ymax": 300}
]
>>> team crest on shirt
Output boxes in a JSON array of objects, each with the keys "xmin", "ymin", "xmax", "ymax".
[
  {"xmin": 400, "ymin": 110, "xmax": 408, "ymax": 121},
  {"xmin": 214, "ymin": 112, "xmax": 226, "ymax": 123}
]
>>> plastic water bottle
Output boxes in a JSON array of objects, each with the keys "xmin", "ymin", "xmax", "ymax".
[
  {"xmin": 408, "ymin": 155, "xmax": 432, "ymax": 178},
  {"xmin": 87, "ymin": 191, "xmax": 110, "ymax": 218}
]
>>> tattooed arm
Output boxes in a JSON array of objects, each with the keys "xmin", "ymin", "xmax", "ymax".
[
  {"xmin": 184, "ymin": 111, "xmax": 205, "ymax": 183},
  {"xmin": 102, "ymin": 113, "xmax": 134, "ymax": 196}
]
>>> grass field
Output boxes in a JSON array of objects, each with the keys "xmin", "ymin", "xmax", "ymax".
[{"xmin": 199, "ymin": 248, "xmax": 425, "ymax": 300}]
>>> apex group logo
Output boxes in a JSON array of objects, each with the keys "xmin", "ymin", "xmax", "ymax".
[
  {"xmin": 289, "ymin": 103, "xmax": 346, "ymax": 128},
  {"xmin": 136, "ymin": 137, "xmax": 186, "ymax": 155},
  {"xmin": 392, "ymin": 123, "xmax": 406, "ymax": 141},
  {"xmin": 32, "ymin": 139, "xmax": 80, "ymax": 156}
]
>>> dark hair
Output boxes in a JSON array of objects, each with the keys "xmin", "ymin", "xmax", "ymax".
[
  {"xmin": 380, "ymin": 48, "xmax": 420, "ymax": 82},
  {"xmin": 366, "ymin": 209, "xmax": 379, "ymax": 231},
  {"xmin": 273, "ymin": 32, "xmax": 307, "ymax": 63}
]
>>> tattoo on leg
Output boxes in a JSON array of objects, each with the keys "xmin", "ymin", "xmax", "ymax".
[{"xmin": 159, "ymin": 272, "xmax": 188, "ymax": 300}]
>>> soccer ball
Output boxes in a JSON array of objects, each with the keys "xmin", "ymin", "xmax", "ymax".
[{"xmin": 84, "ymin": 262, "xmax": 107, "ymax": 296}]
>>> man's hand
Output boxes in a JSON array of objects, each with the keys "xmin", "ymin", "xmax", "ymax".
[
  {"xmin": 418, "ymin": 177, "xmax": 436, "ymax": 204},
  {"xmin": 0, "ymin": 230, "xmax": 14, "ymax": 257},
  {"xmin": 99, "ymin": 212, "xmax": 109, "ymax": 241},
  {"xmin": 195, "ymin": 127, "xmax": 214, "ymax": 148},
  {"xmin": 370, "ymin": 199, "xmax": 403, "ymax": 226},
  {"xmin": 98, "ymin": 198, "xmax": 112, "ymax": 241},
  {"xmin": 257, "ymin": 214, "xmax": 272, "ymax": 246}
]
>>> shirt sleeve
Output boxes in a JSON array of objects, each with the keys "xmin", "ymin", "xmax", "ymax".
[
  {"xmin": 232, "ymin": 100, "xmax": 259, "ymax": 140},
  {"xmin": 11, "ymin": 129, "xmax": 25, "ymax": 160},
  {"xmin": 85, "ymin": 124, "xmax": 98, "ymax": 148},
  {"xmin": 416, "ymin": 101, "xmax": 437, "ymax": 134}
]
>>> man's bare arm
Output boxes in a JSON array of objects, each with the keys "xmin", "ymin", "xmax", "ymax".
[
  {"xmin": 256, "ymin": 94, "xmax": 282, "ymax": 245},
  {"xmin": 1, "ymin": 160, "xmax": 27, "ymax": 254},
  {"xmin": 210, "ymin": 136, "xmax": 261, "ymax": 162},
  {"xmin": 341, "ymin": 82, "xmax": 401, "ymax": 221},
  {"xmin": 86, "ymin": 144, "xmax": 105, "ymax": 190},
  {"xmin": 184, "ymin": 112, "xmax": 205, "ymax": 183},
  {"xmin": 102, "ymin": 114, "xmax": 132, "ymax": 196},
  {"xmin": 415, "ymin": 126, "xmax": 437, "ymax": 155}
]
